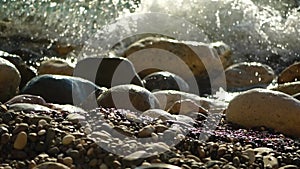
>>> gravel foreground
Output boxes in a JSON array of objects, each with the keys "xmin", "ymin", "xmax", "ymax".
[{"xmin": 0, "ymin": 104, "xmax": 299, "ymax": 169}]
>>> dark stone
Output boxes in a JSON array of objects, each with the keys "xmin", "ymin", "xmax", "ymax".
[
  {"xmin": 2, "ymin": 111, "xmax": 13, "ymax": 123},
  {"xmin": 74, "ymin": 57, "xmax": 144, "ymax": 88},
  {"xmin": 143, "ymin": 71, "xmax": 189, "ymax": 92},
  {"xmin": 48, "ymin": 147, "xmax": 60, "ymax": 156},
  {"xmin": 21, "ymin": 74, "xmax": 106, "ymax": 105},
  {"xmin": 11, "ymin": 150, "xmax": 27, "ymax": 160}
]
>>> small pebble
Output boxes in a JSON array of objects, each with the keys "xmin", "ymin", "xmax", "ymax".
[
  {"xmin": 62, "ymin": 134, "xmax": 75, "ymax": 145},
  {"xmin": 63, "ymin": 157, "xmax": 73, "ymax": 166},
  {"xmin": 13, "ymin": 131, "xmax": 27, "ymax": 150}
]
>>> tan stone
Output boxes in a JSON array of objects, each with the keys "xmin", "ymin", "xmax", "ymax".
[
  {"xmin": 123, "ymin": 37, "xmax": 232, "ymax": 79},
  {"xmin": 13, "ymin": 131, "xmax": 27, "ymax": 150},
  {"xmin": 97, "ymin": 84, "xmax": 160, "ymax": 112},
  {"xmin": 38, "ymin": 59, "xmax": 74, "ymax": 76},
  {"xmin": 62, "ymin": 134, "xmax": 75, "ymax": 145},
  {"xmin": 278, "ymin": 62, "xmax": 300, "ymax": 84},
  {"xmin": 167, "ymin": 99, "xmax": 209, "ymax": 115},
  {"xmin": 0, "ymin": 57, "xmax": 21, "ymax": 102},
  {"xmin": 225, "ymin": 62, "xmax": 275, "ymax": 91},
  {"xmin": 226, "ymin": 88, "xmax": 300, "ymax": 137}
]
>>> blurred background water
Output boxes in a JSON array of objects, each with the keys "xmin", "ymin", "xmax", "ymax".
[{"xmin": 0, "ymin": 0, "xmax": 299, "ymax": 72}]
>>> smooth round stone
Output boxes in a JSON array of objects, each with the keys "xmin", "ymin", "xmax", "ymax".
[
  {"xmin": 33, "ymin": 162, "xmax": 70, "ymax": 169},
  {"xmin": 13, "ymin": 131, "xmax": 28, "ymax": 150},
  {"xmin": 21, "ymin": 74, "xmax": 106, "ymax": 104},
  {"xmin": 0, "ymin": 50, "xmax": 36, "ymax": 89},
  {"xmin": 0, "ymin": 57, "xmax": 21, "ymax": 102},
  {"xmin": 226, "ymin": 88, "xmax": 300, "ymax": 137},
  {"xmin": 74, "ymin": 57, "xmax": 143, "ymax": 88},
  {"xmin": 140, "ymin": 109, "xmax": 175, "ymax": 121},
  {"xmin": 143, "ymin": 71, "xmax": 189, "ymax": 92},
  {"xmin": 278, "ymin": 62, "xmax": 300, "ymax": 84},
  {"xmin": 167, "ymin": 99, "xmax": 208, "ymax": 115},
  {"xmin": 5, "ymin": 94, "xmax": 47, "ymax": 106},
  {"xmin": 97, "ymin": 84, "xmax": 160, "ymax": 112},
  {"xmin": 123, "ymin": 37, "xmax": 232, "ymax": 79},
  {"xmin": 62, "ymin": 134, "xmax": 75, "ymax": 145},
  {"xmin": 225, "ymin": 62, "xmax": 275, "ymax": 91},
  {"xmin": 38, "ymin": 59, "xmax": 74, "ymax": 76},
  {"xmin": 153, "ymin": 90, "xmax": 227, "ymax": 112},
  {"xmin": 137, "ymin": 125, "xmax": 155, "ymax": 138},
  {"xmin": 271, "ymin": 81, "xmax": 300, "ymax": 95}
]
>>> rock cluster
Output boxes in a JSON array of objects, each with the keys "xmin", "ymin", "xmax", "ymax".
[{"xmin": 0, "ymin": 36, "xmax": 299, "ymax": 169}]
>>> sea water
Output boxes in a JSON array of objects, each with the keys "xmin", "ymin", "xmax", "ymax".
[{"xmin": 0, "ymin": 0, "xmax": 299, "ymax": 71}]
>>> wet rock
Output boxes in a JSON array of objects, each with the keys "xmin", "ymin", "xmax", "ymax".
[
  {"xmin": 143, "ymin": 71, "xmax": 189, "ymax": 92},
  {"xmin": 21, "ymin": 74, "xmax": 106, "ymax": 104},
  {"xmin": 33, "ymin": 162, "xmax": 70, "ymax": 169},
  {"xmin": 226, "ymin": 88, "xmax": 300, "ymax": 137},
  {"xmin": 225, "ymin": 62, "xmax": 275, "ymax": 91},
  {"xmin": 5, "ymin": 94, "xmax": 47, "ymax": 106},
  {"xmin": 167, "ymin": 99, "xmax": 209, "ymax": 115},
  {"xmin": 278, "ymin": 62, "xmax": 300, "ymax": 84},
  {"xmin": 153, "ymin": 90, "xmax": 227, "ymax": 113},
  {"xmin": 74, "ymin": 57, "xmax": 143, "ymax": 88},
  {"xmin": 38, "ymin": 59, "xmax": 74, "ymax": 76},
  {"xmin": 13, "ymin": 131, "xmax": 27, "ymax": 150},
  {"xmin": 0, "ymin": 50, "xmax": 36, "ymax": 89},
  {"xmin": 123, "ymin": 37, "xmax": 231, "ymax": 79},
  {"xmin": 140, "ymin": 109, "xmax": 175, "ymax": 121},
  {"xmin": 97, "ymin": 84, "xmax": 160, "ymax": 112},
  {"xmin": 271, "ymin": 81, "xmax": 300, "ymax": 95},
  {"xmin": 0, "ymin": 57, "xmax": 21, "ymax": 102}
]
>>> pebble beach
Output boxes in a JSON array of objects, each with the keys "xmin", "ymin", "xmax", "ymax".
[{"xmin": 1, "ymin": 0, "xmax": 300, "ymax": 169}]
